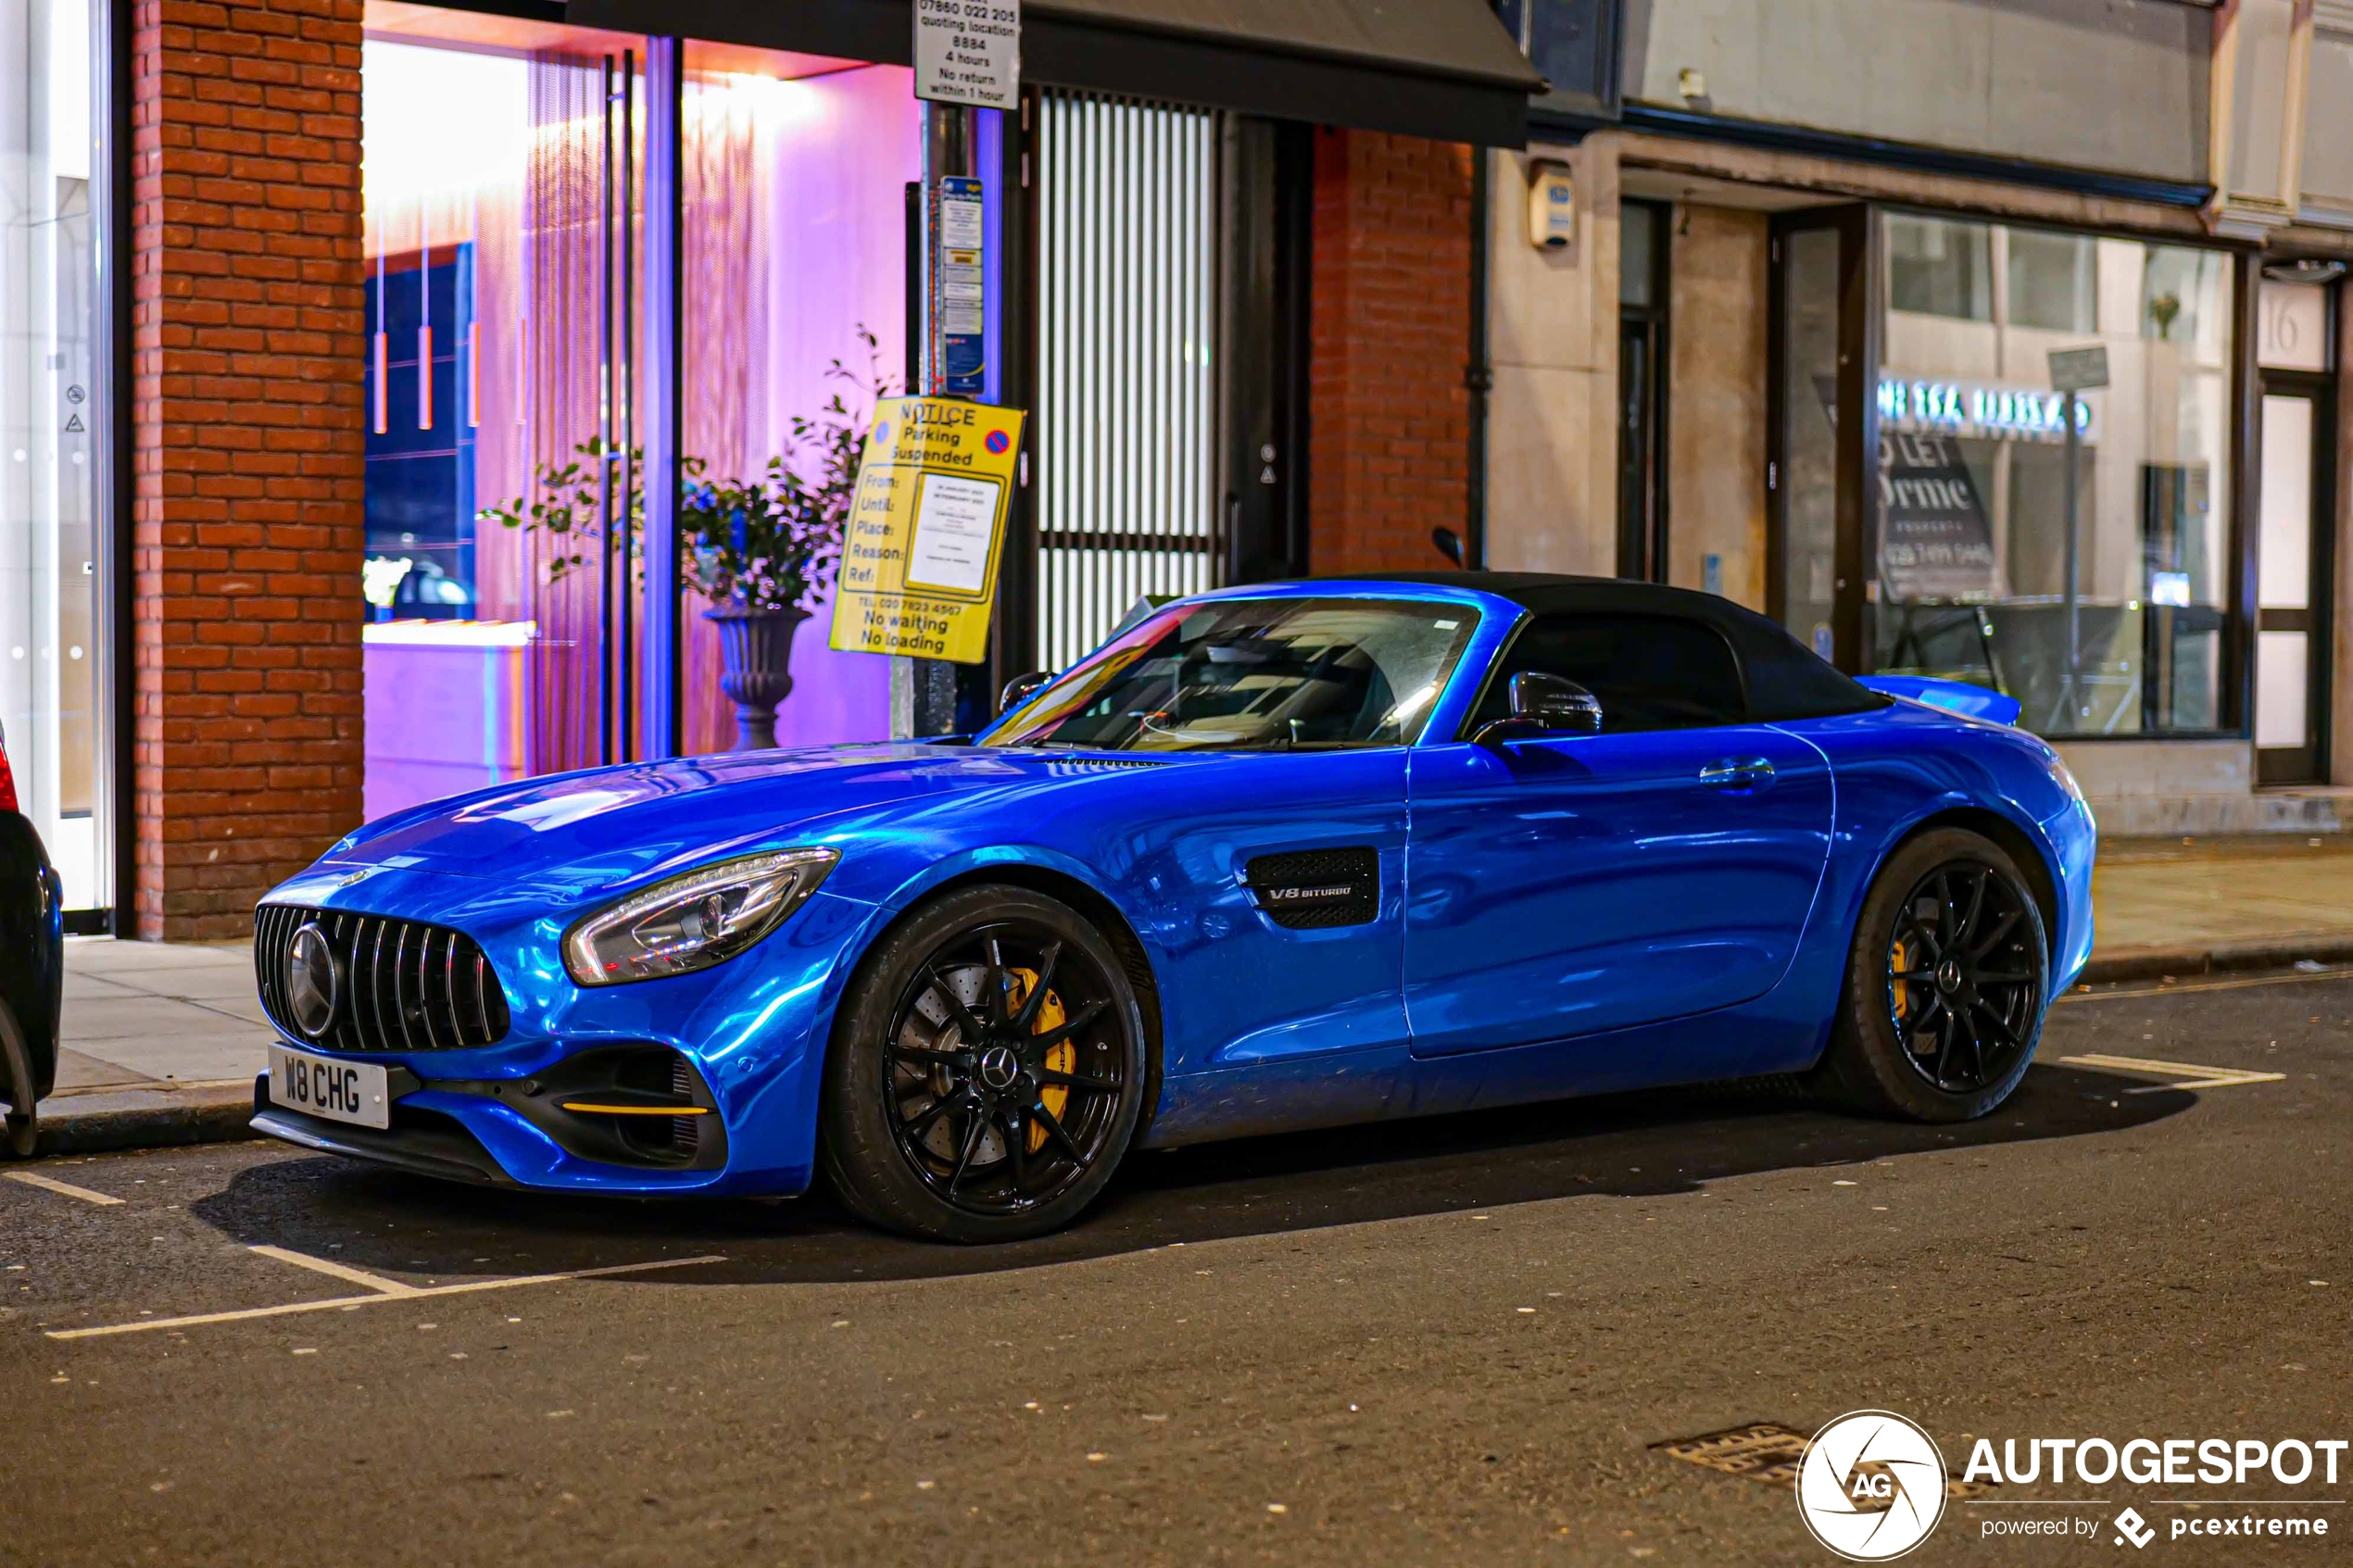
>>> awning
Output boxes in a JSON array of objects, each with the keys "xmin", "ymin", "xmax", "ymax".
[{"xmin": 560, "ymin": 0, "xmax": 1545, "ymax": 145}]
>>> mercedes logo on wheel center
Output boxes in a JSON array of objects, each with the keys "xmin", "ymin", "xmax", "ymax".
[
  {"xmin": 284, "ymin": 922, "xmax": 341, "ymax": 1039},
  {"xmin": 1796, "ymin": 1411, "xmax": 1949, "ymax": 1562}
]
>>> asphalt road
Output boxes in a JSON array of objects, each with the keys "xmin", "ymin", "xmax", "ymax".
[{"xmin": 5, "ymin": 971, "xmax": 2351, "ymax": 1568}]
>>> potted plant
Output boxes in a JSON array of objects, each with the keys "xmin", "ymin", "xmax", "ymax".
[
  {"xmin": 480, "ymin": 330, "xmax": 889, "ymax": 750},
  {"xmin": 680, "ymin": 342, "xmax": 881, "ymax": 748}
]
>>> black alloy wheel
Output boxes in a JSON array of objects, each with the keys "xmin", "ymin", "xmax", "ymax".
[
  {"xmin": 1883, "ymin": 860, "xmax": 2044, "ymax": 1094},
  {"xmin": 820, "ymin": 885, "xmax": 1148, "ymax": 1242},
  {"xmin": 1810, "ymin": 827, "xmax": 2051, "ymax": 1123}
]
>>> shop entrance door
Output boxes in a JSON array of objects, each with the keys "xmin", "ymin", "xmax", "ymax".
[
  {"xmin": 1767, "ymin": 206, "xmax": 1869, "ymax": 670},
  {"xmin": 2255, "ymin": 382, "xmax": 2334, "ymax": 784},
  {"xmin": 1028, "ymin": 90, "xmax": 1308, "ymax": 673},
  {"xmin": 1617, "ymin": 199, "xmax": 1669, "ymax": 583}
]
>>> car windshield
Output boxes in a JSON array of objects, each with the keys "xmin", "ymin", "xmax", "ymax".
[{"xmin": 985, "ymin": 597, "xmax": 1481, "ymax": 752}]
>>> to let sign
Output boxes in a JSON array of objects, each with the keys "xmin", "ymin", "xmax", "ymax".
[
  {"xmin": 830, "ymin": 397, "xmax": 1026, "ymax": 664},
  {"xmin": 915, "ymin": 0, "xmax": 1019, "ymax": 110}
]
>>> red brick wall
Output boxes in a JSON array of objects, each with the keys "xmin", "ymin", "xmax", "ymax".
[
  {"xmin": 133, "ymin": 0, "xmax": 367, "ymax": 940},
  {"xmin": 1306, "ymin": 130, "xmax": 1474, "ymax": 576}
]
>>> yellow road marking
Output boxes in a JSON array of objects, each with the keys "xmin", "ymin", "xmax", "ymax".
[
  {"xmin": 2057, "ymin": 1053, "xmax": 2287, "ymax": 1092},
  {"xmin": 4, "ymin": 1171, "xmax": 126, "ymax": 1207},
  {"xmin": 45, "ymin": 1254, "xmax": 728, "ymax": 1340}
]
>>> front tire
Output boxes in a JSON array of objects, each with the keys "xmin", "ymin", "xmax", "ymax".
[
  {"xmin": 1809, "ymin": 828, "xmax": 2051, "ymax": 1123},
  {"xmin": 818, "ymin": 885, "xmax": 1148, "ymax": 1243}
]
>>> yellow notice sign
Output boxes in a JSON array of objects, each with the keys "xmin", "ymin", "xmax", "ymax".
[{"xmin": 828, "ymin": 396, "xmax": 1026, "ymax": 665}]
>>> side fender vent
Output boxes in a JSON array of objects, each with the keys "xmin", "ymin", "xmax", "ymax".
[{"xmin": 1244, "ymin": 847, "xmax": 1380, "ymax": 930}]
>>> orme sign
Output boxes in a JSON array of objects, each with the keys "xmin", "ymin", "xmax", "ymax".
[{"xmin": 1876, "ymin": 375, "xmax": 2095, "ymax": 442}]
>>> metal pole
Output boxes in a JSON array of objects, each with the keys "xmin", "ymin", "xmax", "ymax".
[
  {"xmin": 2061, "ymin": 389, "xmax": 2081, "ymax": 724},
  {"xmin": 640, "ymin": 38, "xmax": 684, "ymax": 762},
  {"xmin": 597, "ymin": 54, "xmax": 615, "ymax": 767},
  {"xmin": 897, "ymin": 101, "xmax": 975, "ymax": 737},
  {"xmin": 617, "ymin": 49, "xmax": 636, "ymax": 764}
]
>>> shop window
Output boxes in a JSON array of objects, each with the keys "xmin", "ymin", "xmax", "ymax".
[
  {"xmin": 2005, "ymin": 230, "xmax": 2096, "ymax": 334},
  {"xmin": 364, "ymin": 245, "xmax": 477, "ymax": 620},
  {"xmin": 2142, "ymin": 246, "xmax": 2230, "ymax": 348},
  {"xmin": 1874, "ymin": 219, "xmax": 2235, "ymax": 740},
  {"xmin": 0, "ymin": 0, "xmax": 106, "ymax": 908},
  {"xmin": 359, "ymin": 12, "xmax": 917, "ymax": 819},
  {"xmin": 1886, "ymin": 215, "xmax": 1991, "ymax": 322}
]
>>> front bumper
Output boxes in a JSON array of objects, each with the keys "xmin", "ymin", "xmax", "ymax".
[
  {"xmin": 245, "ymin": 874, "xmax": 885, "ymax": 1198},
  {"xmin": 247, "ymin": 1040, "xmax": 739, "ymax": 1197},
  {"xmin": 252, "ymin": 1077, "xmax": 515, "ymax": 1187}
]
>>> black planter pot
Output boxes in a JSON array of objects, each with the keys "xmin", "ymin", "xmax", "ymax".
[{"xmin": 705, "ymin": 604, "xmax": 810, "ymax": 749}]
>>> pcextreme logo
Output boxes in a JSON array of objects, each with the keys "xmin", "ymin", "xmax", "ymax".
[{"xmin": 1796, "ymin": 1411, "xmax": 1949, "ymax": 1562}]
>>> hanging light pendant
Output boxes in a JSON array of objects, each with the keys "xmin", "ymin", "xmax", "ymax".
[
  {"xmin": 372, "ymin": 232, "xmax": 388, "ymax": 436},
  {"xmin": 467, "ymin": 184, "xmax": 482, "ymax": 429},
  {"xmin": 417, "ymin": 195, "xmax": 434, "ymax": 431}
]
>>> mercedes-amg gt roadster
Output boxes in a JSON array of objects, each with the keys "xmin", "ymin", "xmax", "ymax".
[{"xmin": 250, "ymin": 574, "xmax": 2095, "ymax": 1242}]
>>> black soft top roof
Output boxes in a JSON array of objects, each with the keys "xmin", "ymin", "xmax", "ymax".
[{"xmin": 1330, "ymin": 571, "xmax": 1888, "ymax": 722}]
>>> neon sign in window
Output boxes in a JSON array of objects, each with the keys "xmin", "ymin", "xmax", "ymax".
[{"xmin": 1876, "ymin": 377, "xmax": 2094, "ymax": 441}]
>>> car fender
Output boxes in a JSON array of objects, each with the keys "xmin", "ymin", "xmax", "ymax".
[
  {"xmin": 1765, "ymin": 710, "xmax": 2092, "ymax": 1073},
  {"xmin": 735, "ymin": 840, "xmax": 1169, "ymax": 1185}
]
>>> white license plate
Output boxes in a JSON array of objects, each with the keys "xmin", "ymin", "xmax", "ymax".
[{"xmin": 269, "ymin": 1045, "xmax": 392, "ymax": 1130}]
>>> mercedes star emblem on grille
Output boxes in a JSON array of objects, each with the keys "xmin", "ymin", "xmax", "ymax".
[{"xmin": 284, "ymin": 921, "xmax": 341, "ymax": 1038}]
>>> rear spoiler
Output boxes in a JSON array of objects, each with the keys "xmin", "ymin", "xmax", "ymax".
[{"xmin": 1856, "ymin": 675, "xmax": 2021, "ymax": 726}]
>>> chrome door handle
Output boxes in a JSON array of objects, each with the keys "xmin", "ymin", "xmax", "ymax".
[{"xmin": 1700, "ymin": 757, "xmax": 1776, "ymax": 789}]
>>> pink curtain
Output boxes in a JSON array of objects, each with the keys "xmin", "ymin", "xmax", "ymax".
[
  {"xmin": 467, "ymin": 56, "xmax": 916, "ymax": 769},
  {"xmin": 679, "ymin": 64, "xmax": 917, "ymax": 753}
]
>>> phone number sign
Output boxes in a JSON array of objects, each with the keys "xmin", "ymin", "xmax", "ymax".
[{"xmin": 915, "ymin": 0, "xmax": 1019, "ymax": 111}]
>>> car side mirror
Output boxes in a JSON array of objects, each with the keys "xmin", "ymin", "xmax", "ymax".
[
  {"xmin": 1472, "ymin": 671, "xmax": 1603, "ymax": 746},
  {"xmin": 999, "ymin": 671, "xmax": 1055, "ymax": 716}
]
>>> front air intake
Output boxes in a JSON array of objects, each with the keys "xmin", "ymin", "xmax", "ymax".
[{"xmin": 255, "ymin": 904, "xmax": 511, "ymax": 1051}]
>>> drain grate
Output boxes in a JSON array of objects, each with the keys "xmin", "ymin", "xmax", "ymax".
[
  {"xmin": 1654, "ymin": 1423, "xmax": 1993, "ymax": 1499},
  {"xmin": 1655, "ymin": 1423, "xmax": 1812, "ymax": 1486}
]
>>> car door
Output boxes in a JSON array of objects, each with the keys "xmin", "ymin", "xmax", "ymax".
[{"xmin": 1403, "ymin": 611, "xmax": 1833, "ymax": 1058}]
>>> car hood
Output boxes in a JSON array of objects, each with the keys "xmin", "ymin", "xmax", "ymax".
[{"xmin": 319, "ymin": 744, "xmax": 1192, "ymax": 897}]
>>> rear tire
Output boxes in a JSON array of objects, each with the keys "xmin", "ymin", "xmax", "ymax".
[
  {"xmin": 1809, "ymin": 828, "xmax": 2050, "ymax": 1123},
  {"xmin": 818, "ymin": 885, "xmax": 1148, "ymax": 1243},
  {"xmin": 0, "ymin": 1000, "xmax": 38, "ymax": 1159}
]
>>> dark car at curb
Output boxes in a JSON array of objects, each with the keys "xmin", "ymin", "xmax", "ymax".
[{"xmin": 0, "ymin": 719, "xmax": 65, "ymax": 1155}]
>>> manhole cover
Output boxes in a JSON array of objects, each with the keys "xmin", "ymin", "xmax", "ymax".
[{"xmin": 1654, "ymin": 1423, "xmax": 1992, "ymax": 1499}]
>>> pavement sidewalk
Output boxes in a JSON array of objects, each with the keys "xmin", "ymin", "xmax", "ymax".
[{"xmin": 22, "ymin": 834, "xmax": 2353, "ymax": 1158}]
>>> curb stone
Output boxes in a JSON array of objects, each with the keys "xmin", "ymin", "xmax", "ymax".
[{"xmin": 2077, "ymin": 934, "xmax": 2353, "ymax": 985}]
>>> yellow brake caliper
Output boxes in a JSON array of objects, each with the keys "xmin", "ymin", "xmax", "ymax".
[
  {"xmin": 1891, "ymin": 937, "xmax": 1910, "ymax": 1026},
  {"xmin": 1005, "ymin": 969, "xmax": 1073, "ymax": 1153}
]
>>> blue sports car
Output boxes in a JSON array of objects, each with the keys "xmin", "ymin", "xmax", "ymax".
[{"xmin": 250, "ymin": 574, "xmax": 2095, "ymax": 1242}]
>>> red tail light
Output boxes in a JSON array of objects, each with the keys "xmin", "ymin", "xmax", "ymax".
[{"xmin": 0, "ymin": 721, "xmax": 15, "ymax": 813}]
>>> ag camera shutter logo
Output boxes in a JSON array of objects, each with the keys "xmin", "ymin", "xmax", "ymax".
[{"xmin": 1795, "ymin": 1411, "xmax": 1949, "ymax": 1561}]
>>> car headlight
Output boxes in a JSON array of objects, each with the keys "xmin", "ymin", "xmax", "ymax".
[{"xmin": 562, "ymin": 848, "xmax": 838, "ymax": 986}]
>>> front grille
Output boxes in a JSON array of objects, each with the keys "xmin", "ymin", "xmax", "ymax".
[{"xmin": 256, "ymin": 904, "xmax": 511, "ymax": 1052}]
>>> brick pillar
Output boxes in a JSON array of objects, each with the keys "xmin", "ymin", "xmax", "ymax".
[
  {"xmin": 1306, "ymin": 129, "xmax": 1474, "ymax": 576},
  {"xmin": 132, "ymin": 0, "xmax": 367, "ymax": 940}
]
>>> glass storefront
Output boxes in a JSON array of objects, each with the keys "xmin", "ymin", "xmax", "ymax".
[
  {"xmin": 1871, "ymin": 213, "xmax": 2237, "ymax": 739},
  {"xmin": 0, "ymin": 0, "xmax": 102, "ymax": 906},
  {"xmin": 358, "ymin": 6, "xmax": 921, "ymax": 817}
]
